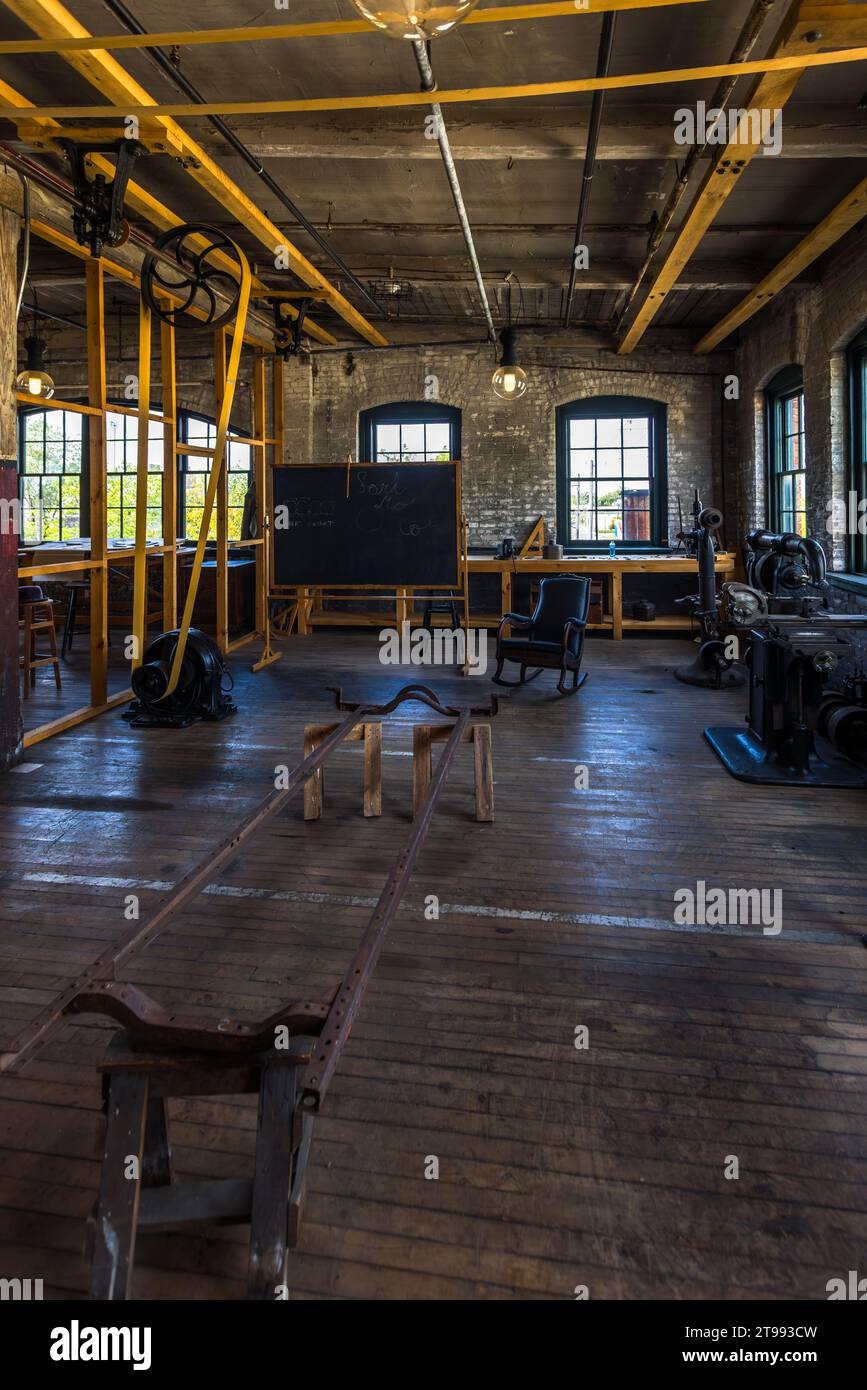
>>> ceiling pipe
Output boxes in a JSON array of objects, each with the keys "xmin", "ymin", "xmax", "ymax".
[
  {"xmin": 563, "ymin": 11, "xmax": 617, "ymax": 329},
  {"xmin": 98, "ymin": 0, "xmax": 382, "ymax": 320},
  {"xmin": 615, "ymin": 0, "xmax": 776, "ymax": 336},
  {"xmin": 411, "ymin": 39, "xmax": 497, "ymax": 344}
]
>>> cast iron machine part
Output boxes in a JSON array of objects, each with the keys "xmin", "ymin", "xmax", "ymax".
[
  {"xmin": 59, "ymin": 138, "xmax": 144, "ymax": 258},
  {"xmin": 124, "ymin": 628, "xmax": 237, "ymax": 728},
  {"xmin": 674, "ymin": 492, "xmax": 744, "ymax": 689},
  {"xmin": 705, "ymin": 618, "xmax": 867, "ymax": 787},
  {"xmin": 744, "ymin": 529, "xmax": 830, "ymax": 611}
]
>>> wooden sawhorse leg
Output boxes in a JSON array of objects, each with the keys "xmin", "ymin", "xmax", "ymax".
[
  {"xmin": 303, "ymin": 722, "xmax": 382, "ymax": 821},
  {"xmin": 413, "ymin": 723, "xmax": 494, "ymax": 822},
  {"xmin": 90, "ymin": 1073, "xmax": 149, "ymax": 1300}
]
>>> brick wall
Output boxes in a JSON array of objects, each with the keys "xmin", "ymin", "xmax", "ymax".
[{"xmin": 285, "ymin": 334, "xmax": 736, "ymax": 553}]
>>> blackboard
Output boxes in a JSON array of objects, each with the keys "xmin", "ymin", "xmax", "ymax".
[{"xmin": 271, "ymin": 462, "xmax": 461, "ymax": 588}]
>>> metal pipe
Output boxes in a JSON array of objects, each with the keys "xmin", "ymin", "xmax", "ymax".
[
  {"xmin": 98, "ymin": 0, "xmax": 382, "ymax": 319},
  {"xmin": 411, "ymin": 39, "xmax": 497, "ymax": 343},
  {"xmin": 15, "ymin": 171, "xmax": 30, "ymax": 322},
  {"xmin": 563, "ymin": 12, "xmax": 617, "ymax": 329},
  {"xmin": 615, "ymin": 0, "xmax": 775, "ymax": 334}
]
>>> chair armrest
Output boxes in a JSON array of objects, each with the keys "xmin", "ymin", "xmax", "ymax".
[
  {"xmin": 561, "ymin": 616, "xmax": 588, "ymax": 650},
  {"xmin": 498, "ymin": 611, "xmax": 533, "ymax": 639}
]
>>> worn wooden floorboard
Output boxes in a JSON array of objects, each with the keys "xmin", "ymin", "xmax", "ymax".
[{"xmin": 0, "ymin": 633, "xmax": 865, "ymax": 1299}]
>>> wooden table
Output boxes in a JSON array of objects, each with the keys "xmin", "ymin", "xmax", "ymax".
[{"xmin": 466, "ymin": 552, "xmax": 737, "ymax": 639}]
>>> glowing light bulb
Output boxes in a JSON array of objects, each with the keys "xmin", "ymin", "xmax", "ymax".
[
  {"xmin": 15, "ymin": 338, "xmax": 55, "ymax": 400},
  {"xmin": 349, "ymin": 0, "xmax": 481, "ymax": 40}
]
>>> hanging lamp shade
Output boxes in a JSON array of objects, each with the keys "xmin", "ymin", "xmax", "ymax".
[{"xmin": 349, "ymin": 0, "xmax": 481, "ymax": 40}]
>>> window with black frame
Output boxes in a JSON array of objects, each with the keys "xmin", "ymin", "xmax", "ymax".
[
  {"xmin": 847, "ymin": 327, "xmax": 867, "ymax": 575},
  {"xmin": 359, "ymin": 401, "xmax": 461, "ymax": 462},
  {"xmin": 177, "ymin": 410, "xmax": 252, "ymax": 541},
  {"xmin": 556, "ymin": 396, "xmax": 667, "ymax": 549},
  {"xmin": 766, "ymin": 365, "xmax": 807, "ymax": 537},
  {"xmin": 105, "ymin": 408, "xmax": 164, "ymax": 541},
  {"xmin": 18, "ymin": 407, "xmax": 84, "ymax": 542}
]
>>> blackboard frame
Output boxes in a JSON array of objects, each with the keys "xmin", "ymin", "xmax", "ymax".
[{"xmin": 268, "ymin": 460, "xmax": 463, "ymax": 591}]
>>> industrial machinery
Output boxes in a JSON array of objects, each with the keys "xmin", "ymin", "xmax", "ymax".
[
  {"xmin": 707, "ymin": 529, "xmax": 867, "ymax": 785},
  {"xmin": 123, "ymin": 629, "xmax": 237, "ymax": 729},
  {"xmin": 674, "ymin": 491, "xmax": 743, "ymax": 688}
]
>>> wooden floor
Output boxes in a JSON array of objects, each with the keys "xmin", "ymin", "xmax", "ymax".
[{"xmin": 1, "ymin": 632, "xmax": 866, "ymax": 1300}]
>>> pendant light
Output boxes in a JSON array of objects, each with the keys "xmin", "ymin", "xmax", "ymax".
[
  {"xmin": 492, "ymin": 327, "xmax": 527, "ymax": 401},
  {"xmin": 349, "ymin": 0, "xmax": 481, "ymax": 41},
  {"xmin": 15, "ymin": 336, "xmax": 55, "ymax": 400}
]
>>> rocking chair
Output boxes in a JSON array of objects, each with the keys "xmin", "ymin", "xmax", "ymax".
[{"xmin": 493, "ymin": 574, "xmax": 591, "ymax": 695}]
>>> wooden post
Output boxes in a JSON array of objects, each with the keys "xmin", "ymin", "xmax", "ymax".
[
  {"xmin": 611, "ymin": 567, "xmax": 623, "ymax": 640},
  {"xmin": 213, "ymin": 327, "xmax": 229, "ymax": 651},
  {"xmin": 500, "ymin": 569, "xmax": 512, "ymax": 624},
  {"xmin": 160, "ymin": 303, "xmax": 177, "ymax": 631},
  {"xmin": 252, "ymin": 351, "xmax": 267, "ymax": 636},
  {"xmin": 0, "ymin": 166, "xmax": 21, "ymax": 770},
  {"xmin": 86, "ymin": 261, "xmax": 108, "ymax": 706},
  {"xmin": 412, "ymin": 725, "xmax": 433, "ymax": 818},
  {"xmin": 472, "ymin": 724, "xmax": 494, "ymax": 822},
  {"xmin": 248, "ymin": 1061, "xmax": 297, "ymax": 1299},
  {"xmin": 303, "ymin": 726, "xmax": 324, "ymax": 820},
  {"xmin": 363, "ymin": 722, "xmax": 382, "ymax": 817}
]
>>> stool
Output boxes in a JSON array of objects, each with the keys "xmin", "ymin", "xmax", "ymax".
[
  {"xmin": 19, "ymin": 592, "xmax": 62, "ymax": 699},
  {"xmin": 422, "ymin": 598, "xmax": 461, "ymax": 631},
  {"xmin": 90, "ymin": 1030, "xmax": 314, "ymax": 1300},
  {"xmin": 61, "ymin": 579, "xmax": 90, "ymax": 656}
]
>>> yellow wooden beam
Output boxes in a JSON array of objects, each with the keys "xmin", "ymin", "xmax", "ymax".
[
  {"xmin": 1, "ymin": 0, "xmax": 386, "ymax": 347},
  {"xmin": 618, "ymin": 0, "xmax": 867, "ymax": 353},
  {"xmin": 0, "ymin": 77, "xmax": 338, "ymax": 347},
  {"xmin": 3, "ymin": 45, "xmax": 867, "ymax": 121},
  {"xmin": 0, "ymin": 0, "xmax": 710, "ymax": 53},
  {"xmin": 694, "ymin": 174, "xmax": 867, "ymax": 353}
]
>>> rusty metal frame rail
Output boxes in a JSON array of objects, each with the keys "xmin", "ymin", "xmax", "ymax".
[{"xmin": 0, "ymin": 685, "xmax": 497, "ymax": 1075}]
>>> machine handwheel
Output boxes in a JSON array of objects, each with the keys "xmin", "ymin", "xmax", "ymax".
[{"xmin": 141, "ymin": 223, "xmax": 245, "ymax": 332}]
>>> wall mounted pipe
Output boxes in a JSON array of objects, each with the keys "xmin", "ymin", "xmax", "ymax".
[
  {"xmin": 411, "ymin": 39, "xmax": 496, "ymax": 344},
  {"xmin": 563, "ymin": 11, "xmax": 617, "ymax": 329},
  {"xmin": 99, "ymin": 0, "xmax": 382, "ymax": 320}
]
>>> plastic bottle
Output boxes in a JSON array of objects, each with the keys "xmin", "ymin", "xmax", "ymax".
[{"xmin": 609, "ymin": 540, "xmax": 616, "ymax": 559}]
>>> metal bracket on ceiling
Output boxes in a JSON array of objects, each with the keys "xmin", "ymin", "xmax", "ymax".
[
  {"xmin": 270, "ymin": 296, "xmax": 313, "ymax": 359},
  {"xmin": 58, "ymin": 137, "xmax": 146, "ymax": 259}
]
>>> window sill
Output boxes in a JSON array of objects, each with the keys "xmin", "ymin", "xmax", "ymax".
[{"xmin": 828, "ymin": 572, "xmax": 867, "ymax": 595}]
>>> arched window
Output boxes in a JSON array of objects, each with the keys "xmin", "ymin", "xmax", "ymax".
[
  {"xmin": 765, "ymin": 365, "xmax": 806, "ymax": 536},
  {"xmin": 359, "ymin": 401, "xmax": 461, "ymax": 462},
  {"xmin": 556, "ymin": 396, "xmax": 667, "ymax": 549},
  {"xmin": 847, "ymin": 327, "xmax": 867, "ymax": 574}
]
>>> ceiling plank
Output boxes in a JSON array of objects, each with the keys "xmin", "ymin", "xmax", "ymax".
[
  {"xmin": 694, "ymin": 174, "xmax": 867, "ymax": 352},
  {"xmin": 617, "ymin": 0, "xmax": 867, "ymax": 353},
  {"xmin": 1, "ymin": 0, "xmax": 387, "ymax": 347}
]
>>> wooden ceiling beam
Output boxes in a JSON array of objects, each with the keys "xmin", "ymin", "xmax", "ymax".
[
  {"xmin": 0, "ymin": 0, "xmax": 710, "ymax": 54},
  {"xmin": 617, "ymin": 0, "xmax": 867, "ymax": 353},
  {"xmin": 4, "ymin": 45, "xmax": 867, "ymax": 121},
  {"xmin": 1, "ymin": 0, "xmax": 386, "ymax": 347},
  {"xmin": 0, "ymin": 77, "xmax": 338, "ymax": 346},
  {"xmin": 694, "ymin": 174, "xmax": 867, "ymax": 352}
]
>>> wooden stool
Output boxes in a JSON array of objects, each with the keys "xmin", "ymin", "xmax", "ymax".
[
  {"xmin": 61, "ymin": 579, "xmax": 90, "ymax": 656},
  {"xmin": 90, "ymin": 1031, "xmax": 314, "ymax": 1301},
  {"xmin": 19, "ymin": 597, "xmax": 61, "ymax": 699},
  {"xmin": 422, "ymin": 598, "xmax": 461, "ymax": 631}
]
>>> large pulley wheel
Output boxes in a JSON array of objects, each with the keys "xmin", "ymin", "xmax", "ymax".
[{"xmin": 141, "ymin": 223, "xmax": 245, "ymax": 331}]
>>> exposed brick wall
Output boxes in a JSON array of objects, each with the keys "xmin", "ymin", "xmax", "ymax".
[
  {"xmin": 734, "ymin": 219, "xmax": 867, "ymax": 572},
  {"xmin": 287, "ymin": 335, "xmax": 736, "ymax": 550}
]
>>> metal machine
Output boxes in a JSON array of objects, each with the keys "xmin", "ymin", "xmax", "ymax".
[{"xmin": 673, "ymin": 491, "xmax": 743, "ymax": 688}]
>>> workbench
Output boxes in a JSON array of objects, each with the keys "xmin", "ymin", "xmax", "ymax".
[{"xmin": 468, "ymin": 552, "xmax": 737, "ymax": 639}]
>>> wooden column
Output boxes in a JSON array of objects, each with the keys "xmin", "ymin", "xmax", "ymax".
[
  {"xmin": 0, "ymin": 166, "xmax": 22, "ymax": 770},
  {"xmin": 252, "ymin": 351, "xmax": 267, "ymax": 635},
  {"xmin": 160, "ymin": 303, "xmax": 177, "ymax": 630},
  {"xmin": 86, "ymin": 261, "xmax": 108, "ymax": 705},
  {"xmin": 610, "ymin": 568, "xmax": 623, "ymax": 641},
  {"xmin": 213, "ymin": 327, "xmax": 229, "ymax": 651}
]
